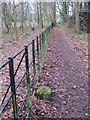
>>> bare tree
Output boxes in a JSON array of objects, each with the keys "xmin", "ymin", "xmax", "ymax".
[
  {"xmin": 75, "ymin": 2, "xmax": 80, "ymax": 33},
  {"xmin": 57, "ymin": 2, "xmax": 68, "ymax": 23},
  {"xmin": 36, "ymin": 2, "xmax": 40, "ymax": 25},
  {"xmin": 53, "ymin": 2, "xmax": 56, "ymax": 25},
  {"xmin": 20, "ymin": 2, "xmax": 24, "ymax": 28},
  {"xmin": 13, "ymin": 0, "xmax": 18, "ymax": 40},
  {"xmin": 39, "ymin": 2, "xmax": 43, "ymax": 28},
  {"xmin": 2, "ymin": 2, "xmax": 11, "ymax": 33}
]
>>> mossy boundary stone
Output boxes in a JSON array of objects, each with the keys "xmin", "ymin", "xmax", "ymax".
[{"xmin": 36, "ymin": 86, "xmax": 52, "ymax": 100}]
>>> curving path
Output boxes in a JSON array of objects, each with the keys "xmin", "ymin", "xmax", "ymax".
[{"xmin": 40, "ymin": 27, "xmax": 89, "ymax": 118}]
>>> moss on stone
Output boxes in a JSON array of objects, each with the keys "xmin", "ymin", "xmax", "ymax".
[
  {"xmin": 0, "ymin": 46, "xmax": 3, "ymax": 49},
  {"xmin": 36, "ymin": 86, "xmax": 52, "ymax": 100}
]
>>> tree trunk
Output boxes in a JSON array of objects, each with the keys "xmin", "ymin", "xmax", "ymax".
[
  {"xmin": 2, "ymin": 2, "xmax": 10, "ymax": 33},
  {"xmin": 53, "ymin": 2, "xmax": 56, "ymax": 25},
  {"xmin": 39, "ymin": 2, "xmax": 43, "ymax": 28},
  {"xmin": 13, "ymin": 1, "xmax": 18, "ymax": 40},
  {"xmin": 37, "ymin": 2, "xmax": 40, "ymax": 25},
  {"xmin": 62, "ymin": 2, "xmax": 68, "ymax": 23},
  {"xmin": 75, "ymin": 2, "xmax": 80, "ymax": 33},
  {"xmin": 21, "ymin": 2, "xmax": 24, "ymax": 28}
]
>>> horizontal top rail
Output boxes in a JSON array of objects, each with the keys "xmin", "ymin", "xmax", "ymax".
[
  {"xmin": 27, "ymin": 41, "xmax": 33, "ymax": 47},
  {"xmin": 0, "ymin": 48, "xmax": 25, "ymax": 69},
  {"xmin": 12, "ymin": 47, "xmax": 25, "ymax": 59},
  {"xmin": 0, "ymin": 59, "xmax": 10, "ymax": 69}
]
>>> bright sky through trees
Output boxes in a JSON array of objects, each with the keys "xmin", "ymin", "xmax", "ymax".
[{"xmin": 1, "ymin": 0, "xmax": 89, "ymax": 3}]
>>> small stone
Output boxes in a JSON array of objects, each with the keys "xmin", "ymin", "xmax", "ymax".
[
  {"xmin": 41, "ymin": 112, "xmax": 44, "ymax": 115},
  {"xmin": 66, "ymin": 111, "xmax": 69, "ymax": 114},
  {"xmin": 52, "ymin": 107, "xmax": 57, "ymax": 110},
  {"xmin": 73, "ymin": 85, "xmax": 77, "ymax": 89},
  {"xmin": 0, "ymin": 46, "xmax": 3, "ymax": 49},
  {"xmin": 85, "ymin": 113, "xmax": 88, "ymax": 116},
  {"xmin": 54, "ymin": 77, "xmax": 58, "ymax": 80},
  {"xmin": 63, "ymin": 101, "xmax": 67, "ymax": 104}
]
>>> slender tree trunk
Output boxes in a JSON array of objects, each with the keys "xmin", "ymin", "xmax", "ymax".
[
  {"xmin": 75, "ymin": 2, "xmax": 80, "ymax": 33},
  {"xmin": 37, "ymin": 2, "xmax": 40, "ymax": 25},
  {"xmin": 2, "ymin": 2, "xmax": 10, "ymax": 33},
  {"xmin": 21, "ymin": 2, "xmax": 24, "ymax": 28},
  {"xmin": 62, "ymin": 2, "xmax": 68, "ymax": 23},
  {"xmin": 40, "ymin": 2, "xmax": 43, "ymax": 28},
  {"xmin": 13, "ymin": 1, "xmax": 18, "ymax": 40},
  {"xmin": 53, "ymin": 2, "xmax": 56, "ymax": 25}
]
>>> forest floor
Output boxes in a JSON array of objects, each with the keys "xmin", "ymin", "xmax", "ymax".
[
  {"xmin": 32, "ymin": 26, "xmax": 89, "ymax": 118},
  {"xmin": 0, "ymin": 28, "xmax": 45, "ymax": 63}
]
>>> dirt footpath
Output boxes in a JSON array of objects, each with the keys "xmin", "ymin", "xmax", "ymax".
[{"xmin": 39, "ymin": 27, "xmax": 89, "ymax": 118}]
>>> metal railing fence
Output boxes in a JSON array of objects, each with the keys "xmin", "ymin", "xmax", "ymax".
[{"xmin": 0, "ymin": 23, "xmax": 54, "ymax": 119}]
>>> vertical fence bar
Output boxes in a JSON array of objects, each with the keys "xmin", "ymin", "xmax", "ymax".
[
  {"xmin": 8, "ymin": 57, "xmax": 18, "ymax": 119},
  {"xmin": 39, "ymin": 34, "xmax": 41, "ymax": 51},
  {"xmin": 49, "ymin": 26, "xmax": 50, "ymax": 32},
  {"xmin": 36, "ymin": 36, "xmax": 40, "ymax": 82},
  {"xmin": 25, "ymin": 45, "xmax": 31, "ymax": 114},
  {"xmin": 42, "ymin": 32, "xmax": 44, "ymax": 45},
  {"xmin": 32, "ymin": 40, "xmax": 36, "ymax": 81},
  {"xmin": 52, "ymin": 22, "xmax": 53, "ymax": 29},
  {"xmin": 41, "ymin": 32, "xmax": 44, "ymax": 62},
  {"xmin": 36, "ymin": 36, "xmax": 39, "ymax": 59},
  {"xmin": 39, "ymin": 34, "xmax": 42, "ymax": 51},
  {"xmin": 39, "ymin": 34, "xmax": 42, "ymax": 75}
]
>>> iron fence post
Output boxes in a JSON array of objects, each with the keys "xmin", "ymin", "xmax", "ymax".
[
  {"xmin": 8, "ymin": 57, "xmax": 18, "ymax": 119},
  {"xmin": 36, "ymin": 36, "xmax": 40, "ymax": 82},
  {"xmin": 39, "ymin": 34, "xmax": 42, "ymax": 75},
  {"xmin": 49, "ymin": 26, "xmax": 50, "ymax": 32},
  {"xmin": 36, "ymin": 36, "xmax": 39, "ymax": 58},
  {"xmin": 41, "ymin": 32, "xmax": 44, "ymax": 61},
  {"xmin": 39, "ymin": 34, "xmax": 42, "ymax": 51},
  {"xmin": 32, "ymin": 40, "xmax": 36, "ymax": 81},
  {"xmin": 25, "ymin": 45, "xmax": 31, "ymax": 114},
  {"xmin": 52, "ymin": 22, "xmax": 53, "ymax": 29},
  {"xmin": 42, "ymin": 32, "xmax": 44, "ymax": 45}
]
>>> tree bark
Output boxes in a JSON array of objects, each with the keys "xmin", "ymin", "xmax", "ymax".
[
  {"xmin": 53, "ymin": 2, "xmax": 56, "ymax": 25},
  {"xmin": 36, "ymin": 2, "xmax": 40, "ymax": 25},
  {"xmin": 39, "ymin": 2, "xmax": 43, "ymax": 28},
  {"xmin": 2, "ymin": 2, "xmax": 10, "ymax": 33},
  {"xmin": 21, "ymin": 2, "xmax": 24, "ymax": 28},
  {"xmin": 75, "ymin": 2, "xmax": 80, "ymax": 33},
  {"xmin": 13, "ymin": 1, "xmax": 18, "ymax": 40}
]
